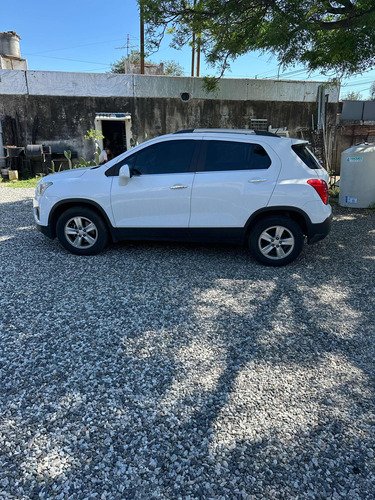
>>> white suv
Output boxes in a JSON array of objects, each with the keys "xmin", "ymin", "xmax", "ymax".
[{"xmin": 34, "ymin": 129, "xmax": 332, "ymax": 266}]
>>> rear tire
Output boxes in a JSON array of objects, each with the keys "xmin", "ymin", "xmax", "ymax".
[
  {"xmin": 248, "ymin": 216, "xmax": 304, "ymax": 266},
  {"xmin": 56, "ymin": 206, "xmax": 108, "ymax": 255}
]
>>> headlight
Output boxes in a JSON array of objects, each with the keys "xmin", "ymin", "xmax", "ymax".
[{"xmin": 36, "ymin": 182, "xmax": 53, "ymax": 196}]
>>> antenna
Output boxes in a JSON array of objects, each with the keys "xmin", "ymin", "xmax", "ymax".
[{"xmin": 116, "ymin": 34, "xmax": 138, "ymax": 74}]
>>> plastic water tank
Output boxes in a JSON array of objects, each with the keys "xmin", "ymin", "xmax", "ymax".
[{"xmin": 339, "ymin": 143, "xmax": 375, "ymax": 208}]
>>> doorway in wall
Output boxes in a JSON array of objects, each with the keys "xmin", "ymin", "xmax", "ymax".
[
  {"xmin": 95, "ymin": 113, "xmax": 132, "ymax": 158},
  {"xmin": 101, "ymin": 120, "xmax": 125, "ymax": 157}
]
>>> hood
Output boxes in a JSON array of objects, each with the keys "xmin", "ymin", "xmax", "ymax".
[{"xmin": 42, "ymin": 167, "xmax": 91, "ymax": 183}]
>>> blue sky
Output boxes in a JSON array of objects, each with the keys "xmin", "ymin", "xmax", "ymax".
[{"xmin": 3, "ymin": 0, "xmax": 375, "ymax": 98}]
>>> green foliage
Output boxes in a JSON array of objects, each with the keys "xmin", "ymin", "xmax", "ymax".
[
  {"xmin": 129, "ymin": 49, "xmax": 152, "ymax": 65},
  {"xmin": 110, "ymin": 49, "xmax": 184, "ymax": 75},
  {"xmin": 75, "ymin": 157, "xmax": 97, "ymax": 168},
  {"xmin": 328, "ymin": 185, "xmax": 339, "ymax": 204},
  {"xmin": 84, "ymin": 128, "xmax": 104, "ymax": 143},
  {"xmin": 64, "ymin": 150, "xmax": 72, "ymax": 169},
  {"xmin": 163, "ymin": 60, "xmax": 185, "ymax": 76},
  {"xmin": 110, "ymin": 50, "xmax": 153, "ymax": 73},
  {"xmin": 0, "ymin": 177, "xmax": 39, "ymax": 188},
  {"xmin": 50, "ymin": 160, "xmax": 64, "ymax": 174},
  {"xmin": 141, "ymin": 0, "xmax": 375, "ymax": 79},
  {"xmin": 343, "ymin": 90, "xmax": 363, "ymax": 100},
  {"xmin": 202, "ymin": 76, "xmax": 220, "ymax": 93},
  {"xmin": 110, "ymin": 57, "xmax": 128, "ymax": 74}
]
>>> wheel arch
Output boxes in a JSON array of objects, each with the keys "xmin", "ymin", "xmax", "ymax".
[
  {"xmin": 244, "ymin": 206, "xmax": 311, "ymax": 240},
  {"xmin": 48, "ymin": 199, "xmax": 116, "ymax": 241}
]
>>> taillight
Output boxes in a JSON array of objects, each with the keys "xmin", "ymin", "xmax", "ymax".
[{"xmin": 307, "ymin": 179, "xmax": 329, "ymax": 205}]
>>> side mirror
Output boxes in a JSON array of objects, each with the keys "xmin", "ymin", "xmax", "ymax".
[{"xmin": 119, "ymin": 164, "xmax": 130, "ymax": 186}]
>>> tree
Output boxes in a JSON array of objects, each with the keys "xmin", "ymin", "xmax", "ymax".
[
  {"xmin": 141, "ymin": 1, "xmax": 375, "ymax": 79},
  {"xmin": 110, "ymin": 49, "xmax": 184, "ymax": 75},
  {"xmin": 370, "ymin": 82, "xmax": 375, "ymax": 100},
  {"xmin": 163, "ymin": 60, "xmax": 185, "ymax": 76},
  {"xmin": 343, "ymin": 90, "xmax": 363, "ymax": 100},
  {"xmin": 110, "ymin": 49, "xmax": 152, "ymax": 73}
]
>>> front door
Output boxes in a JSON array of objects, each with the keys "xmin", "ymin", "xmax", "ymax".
[{"xmin": 110, "ymin": 138, "xmax": 199, "ymax": 228}]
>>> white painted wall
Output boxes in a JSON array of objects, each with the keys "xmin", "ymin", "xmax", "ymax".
[{"xmin": 0, "ymin": 70, "xmax": 340, "ymax": 103}]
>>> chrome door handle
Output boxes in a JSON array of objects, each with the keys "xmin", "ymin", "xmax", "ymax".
[
  {"xmin": 248, "ymin": 178, "xmax": 267, "ymax": 183},
  {"xmin": 170, "ymin": 185, "xmax": 188, "ymax": 189}
]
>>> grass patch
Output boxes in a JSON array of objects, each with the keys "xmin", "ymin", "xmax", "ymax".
[{"xmin": 0, "ymin": 177, "xmax": 39, "ymax": 188}]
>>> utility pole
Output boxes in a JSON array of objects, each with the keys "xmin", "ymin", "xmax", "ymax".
[
  {"xmin": 191, "ymin": 0, "xmax": 196, "ymax": 77},
  {"xmin": 140, "ymin": 1, "xmax": 145, "ymax": 74},
  {"xmin": 115, "ymin": 34, "xmax": 136, "ymax": 73},
  {"xmin": 196, "ymin": 34, "xmax": 200, "ymax": 77},
  {"xmin": 191, "ymin": 32, "xmax": 195, "ymax": 77}
]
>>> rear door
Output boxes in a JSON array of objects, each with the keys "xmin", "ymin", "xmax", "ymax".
[{"xmin": 189, "ymin": 137, "xmax": 282, "ymax": 228}]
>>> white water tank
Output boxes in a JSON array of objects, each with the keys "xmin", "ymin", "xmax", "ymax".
[{"xmin": 339, "ymin": 143, "xmax": 375, "ymax": 208}]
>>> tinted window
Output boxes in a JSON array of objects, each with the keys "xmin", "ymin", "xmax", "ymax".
[
  {"xmin": 134, "ymin": 140, "xmax": 196, "ymax": 174},
  {"xmin": 105, "ymin": 153, "xmax": 136, "ymax": 176},
  {"xmin": 251, "ymin": 145, "xmax": 272, "ymax": 169},
  {"xmin": 292, "ymin": 145, "xmax": 321, "ymax": 170},
  {"xmin": 121, "ymin": 153, "xmax": 137, "ymax": 169},
  {"xmin": 202, "ymin": 141, "xmax": 271, "ymax": 171},
  {"xmin": 204, "ymin": 141, "xmax": 252, "ymax": 171}
]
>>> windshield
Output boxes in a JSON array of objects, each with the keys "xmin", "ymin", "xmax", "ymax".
[{"xmin": 292, "ymin": 144, "xmax": 322, "ymax": 170}]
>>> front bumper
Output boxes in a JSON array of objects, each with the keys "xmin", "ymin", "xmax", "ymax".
[
  {"xmin": 307, "ymin": 214, "xmax": 332, "ymax": 244},
  {"xmin": 36, "ymin": 223, "xmax": 54, "ymax": 239}
]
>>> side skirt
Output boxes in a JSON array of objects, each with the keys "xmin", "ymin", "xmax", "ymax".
[{"xmin": 111, "ymin": 227, "xmax": 245, "ymax": 245}]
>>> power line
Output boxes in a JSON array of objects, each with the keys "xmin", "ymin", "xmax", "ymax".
[
  {"xmin": 28, "ymin": 54, "xmax": 110, "ymax": 65},
  {"xmin": 24, "ymin": 38, "xmax": 125, "ymax": 56},
  {"xmin": 341, "ymin": 78, "xmax": 375, "ymax": 88}
]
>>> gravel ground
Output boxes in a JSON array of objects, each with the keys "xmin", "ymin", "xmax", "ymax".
[{"xmin": 0, "ymin": 186, "xmax": 374, "ymax": 500}]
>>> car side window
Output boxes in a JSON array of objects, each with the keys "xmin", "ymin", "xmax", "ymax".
[
  {"xmin": 201, "ymin": 141, "xmax": 271, "ymax": 171},
  {"xmin": 203, "ymin": 141, "xmax": 252, "ymax": 171},
  {"xmin": 105, "ymin": 153, "xmax": 137, "ymax": 177},
  {"xmin": 251, "ymin": 145, "xmax": 271, "ymax": 169},
  {"xmin": 134, "ymin": 140, "xmax": 196, "ymax": 174}
]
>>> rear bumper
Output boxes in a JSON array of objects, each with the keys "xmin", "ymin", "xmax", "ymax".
[
  {"xmin": 36, "ymin": 224, "xmax": 54, "ymax": 240},
  {"xmin": 307, "ymin": 214, "xmax": 332, "ymax": 244}
]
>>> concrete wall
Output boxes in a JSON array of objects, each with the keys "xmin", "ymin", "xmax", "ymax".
[
  {"xmin": 0, "ymin": 70, "xmax": 340, "ymax": 102},
  {"xmin": 0, "ymin": 70, "xmax": 340, "ymax": 171},
  {"xmin": 0, "ymin": 94, "xmax": 338, "ymax": 157}
]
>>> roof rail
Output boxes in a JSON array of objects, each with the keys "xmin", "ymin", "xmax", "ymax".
[
  {"xmin": 173, "ymin": 128, "xmax": 281, "ymax": 137},
  {"xmin": 173, "ymin": 129, "xmax": 195, "ymax": 134},
  {"xmin": 254, "ymin": 130, "xmax": 281, "ymax": 137},
  {"xmin": 193, "ymin": 128, "xmax": 257, "ymax": 135}
]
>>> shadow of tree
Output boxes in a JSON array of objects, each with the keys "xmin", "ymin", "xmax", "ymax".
[{"xmin": 0, "ymin": 196, "xmax": 374, "ymax": 498}]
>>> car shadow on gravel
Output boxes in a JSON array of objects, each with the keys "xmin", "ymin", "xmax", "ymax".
[{"xmin": 1, "ymin": 197, "xmax": 374, "ymax": 498}]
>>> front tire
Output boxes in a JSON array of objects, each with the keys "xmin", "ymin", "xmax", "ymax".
[
  {"xmin": 248, "ymin": 216, "xmax": 304, "ymax": 266},
  {"xmin": 56, "ymin": 206, "xmax": 108, "ymax": 255}
]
